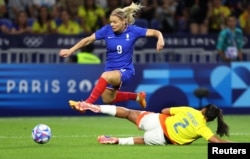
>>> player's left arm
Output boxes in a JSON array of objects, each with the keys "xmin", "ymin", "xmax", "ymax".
[{"xmin": 145, "ymin": 29, "xmax": 165, "ymax": 52}]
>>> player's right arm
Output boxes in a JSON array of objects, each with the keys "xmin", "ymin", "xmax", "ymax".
[
  {"xmin": 59, "ymin": 33, "xmax": 96, "ymax": 57},
  {"xmin": 145, "ymin": 29, "xmax": 165, "ymax": 52}
]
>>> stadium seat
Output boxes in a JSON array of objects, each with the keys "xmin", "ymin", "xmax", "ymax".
[
  {"xmin": 134, "ymin": 18, "xmax": 149, "ymax": 28},
  {"xmin": 0, "ymin": 18, "xmax": 13, "ymax": 29}
]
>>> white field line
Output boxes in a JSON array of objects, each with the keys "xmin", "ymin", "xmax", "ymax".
[
  {"xmin": 0, "ymin": 132, "xmax": 249, "ymax": 139},
  {"xmin": 230, "ymin": 132, "xmax": 250, "ymax": 136},
  {"xmin": 0, "ymin": 134, "xmax": 139, "ymax": 139}
]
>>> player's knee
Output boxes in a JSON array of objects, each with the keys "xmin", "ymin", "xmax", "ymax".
[
  {"xmin": 100, "ymin": 72, "xmax": 108, "ymax": 79},
  {"xmin": 101, "ymin": 71, "xmax": 120, "ymax": 83}
]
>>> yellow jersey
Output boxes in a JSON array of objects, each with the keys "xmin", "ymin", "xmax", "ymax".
[
  {"xmin": 210, "ymin": 6, "xmax": 231, "ymax": 30},
  {"xmin": 161, "ymin": 107, "xmax": 214, "ymax": 145},
  {"xmin": 77, "ymin": 6, "xmax": 105, "ymax": 33},
  {"xmin": 57, "ymin": 21, "xmax": 82, "ymax": 35},
  {"xmin": 32, "ymin": 20, "xmax": 57, "ymax": 34},
  {"xmin": 239, "ymin": 11, "xmax": 250, "ymax": 33}
]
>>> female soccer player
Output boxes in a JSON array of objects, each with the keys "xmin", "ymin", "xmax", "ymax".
[
  {"xmin": 69, "ymin": 100, "xmax": 232, "ymax": 145},
  {"xmin": 59, "ymin": 2, "xmax": 165, "ymax": 108}
]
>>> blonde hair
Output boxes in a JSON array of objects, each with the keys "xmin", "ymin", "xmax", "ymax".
[{"xmin": 111, "ymin": 2, "xmax": 143, "ymax": 25}]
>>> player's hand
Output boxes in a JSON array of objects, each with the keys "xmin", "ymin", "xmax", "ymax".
[
  {"xmin": 156, "ymin": 39, "xmax": 164, "ymax": 52},
  {"xmin": 59, "ymin": 49, "xmax": 72, "ymax": 57}
]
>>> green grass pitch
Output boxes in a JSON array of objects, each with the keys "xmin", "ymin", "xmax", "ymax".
[{"xmin": 0, "ymin": 115, "xmax": 249, "ymax": 159}]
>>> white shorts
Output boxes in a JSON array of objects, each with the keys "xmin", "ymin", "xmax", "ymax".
[{"xmin": 137, "ymin": 112, "xmax": 166, "ymax": 145}]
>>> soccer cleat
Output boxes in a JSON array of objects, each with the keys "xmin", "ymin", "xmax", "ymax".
[
  {"xmin": 137, "ymin": 92, "xmax": 147, "ymax": 108},
  {"xmin": 69, "ymin": 100, "xmax": 101, "ymax": 113},
  {"xmin": 79, "ymin": 101, "xmax": 101, "ymax": 113},
  {"xmin": 97, "ymin": 135, "xmax": 118, "ymax": 144},
  {"xmin": 68, "ymin": 100, "xmax": 86, "ymax": 112}
]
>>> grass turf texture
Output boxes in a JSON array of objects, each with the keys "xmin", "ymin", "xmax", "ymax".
[{"xmin": 0, "ymin": 115, "xmax": 249, "ymax": 159}]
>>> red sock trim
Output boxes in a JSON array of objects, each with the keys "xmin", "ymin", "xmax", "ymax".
[
  {"xmin": 85, "ymin": 77, "xmax": 107, "ymax": 103},
  {"xmin": 111, "ymin": 91, "xmax": 137, "ymax": 103}
]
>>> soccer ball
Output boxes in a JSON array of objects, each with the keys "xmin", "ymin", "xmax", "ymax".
[{"xmin": 32, "ymin": 124, "xmax": 51, "ymax": 144}]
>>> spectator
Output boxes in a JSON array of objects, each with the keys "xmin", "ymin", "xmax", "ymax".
[
  {"xmin": 105, "ymin": 0, "xmax": 121, "ymax": 21},
  {"xmin": 155, "ymin": 0, "xmax": 178, "ymax": 33},
  {"xmin": 57, "ymin": 10, "xmax": 82, "ymax": 35},
  {"xmin": 208, "ymin": 0, "xmax": 231, "ymax": 33},
  {"xmin": 52, "ymin": 0, "xmax": 80, "ymax": 21},
  {"xmin": 10, "ymin": 11, "xmax": 32, "ymax": 34},
  {"xmin": 32, "ymin": 6, "xmax": 57, "ymax": 34},
  {"xmin": 239, "ymin": 3, "xmax": 250, "ymax": 34},
  {"xmin": 138, "ymin": 0, "xmax": 158, "ymax": 22},
  {"xmin": 77, "ymin": 0, "xmax": 107, "ymax": 34},
  {"xmin": 0, "ymin": 23, "xmax": 11, "ymax": 34},
  {"xmin": 0, "ymin": 0, "xmax": 7, "ymax": 18},
  {"xmin": 185, "ymin": 0, "xmax": 210, "ymax": 34},
  {"xmin": 223, "ymin": 0, "xmax": 244, "ymax": 17},
  {"xmin": 7, "ymin": 0, "xmax": 35, "ymax": 20},
  {"xmin": 216, "ymin": 14, "xmax": 243, "ymax": 62},
  {"xmin": 175, "ymin": 0, "xmax": 188, "ymax": 33}
]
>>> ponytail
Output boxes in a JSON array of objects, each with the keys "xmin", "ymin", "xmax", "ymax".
[
  {"xmin": 204, "ymin": 104, "xmax": 229, "ymax": 137},
  {"xmin": 216, "ymin": 109, "xmax": 229, "ymax": 137},
  {"xmin": 111, "ymin": 2, "xmax": 143, "ymax": 25}
]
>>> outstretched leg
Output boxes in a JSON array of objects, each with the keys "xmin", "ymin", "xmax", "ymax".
[
  {"xmin": 69, "ymin": 101, "xmax": 146, "ymax": 145},
  {"xmin": 70, "ymin": 100, "xmax": 142, "ymax": 125},
  {"xmin": 97, "ymin": 135, "xmax": 145, "ymax": 145},
  {"xmin": 94, "ymin": 104, "xmax": 146, "ymax": 145}
]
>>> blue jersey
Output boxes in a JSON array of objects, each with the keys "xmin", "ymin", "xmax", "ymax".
[{"xmin": 95, "ymin": 25, "xmax": 147, "ymax": 71}]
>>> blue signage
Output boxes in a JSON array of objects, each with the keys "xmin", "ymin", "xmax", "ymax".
[
  {"xmin": 0, "ymin": 34, "xmax": 249, "ymax": 50},
  {"xmin": 0, "ymin": 63, "xmax": 250, "ymax": 116}
]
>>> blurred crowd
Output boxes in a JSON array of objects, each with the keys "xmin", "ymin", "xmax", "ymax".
[{"xmin": 1, "ymin": 0, "xmax": 250, "ymax": 35}]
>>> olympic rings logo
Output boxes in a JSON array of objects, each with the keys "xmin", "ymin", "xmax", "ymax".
[{"xmin": 23, "ymin": 37, "xmax": 44, "ymax": 47}]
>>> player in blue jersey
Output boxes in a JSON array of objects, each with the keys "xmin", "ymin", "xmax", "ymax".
[{"xmin": 59, "ymin": 2, "xmax": 165, "ymax": 109}]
